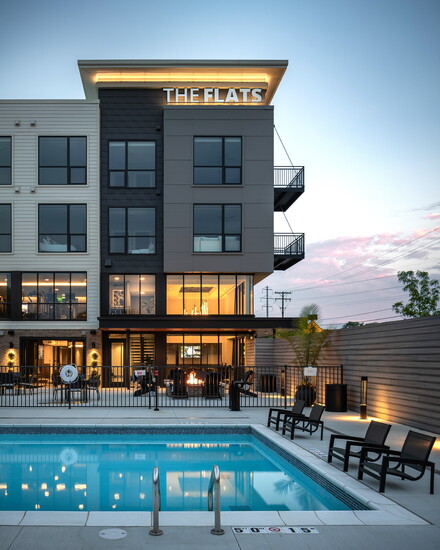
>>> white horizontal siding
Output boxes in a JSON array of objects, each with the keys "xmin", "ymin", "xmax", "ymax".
[{"xmin": 0, "ymin": 101, "xmax": 100, "ymax": 328}]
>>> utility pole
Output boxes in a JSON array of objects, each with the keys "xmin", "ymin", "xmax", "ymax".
[
  {"xmin": 274, "ymin": 291, "xmax": 292, "ymax": 317},
  {"xmin": 260, "ymin": 286, "xmax": 273, "ymax": 317}
]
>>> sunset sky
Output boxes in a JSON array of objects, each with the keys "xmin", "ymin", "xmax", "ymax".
[{"xmin": 1, "ymin": 0, "xmax": 439, "ymax": 326}]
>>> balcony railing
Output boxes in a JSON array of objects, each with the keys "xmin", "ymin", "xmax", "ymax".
[
  {"xmin": 274, "ymin": 233, "xmax": 305, "ymax": 270},
  {"xmin": 274, "ymin": 167, "xmax": 304, "ymax": 211},
  {"xmin": 274, "ymin": 166, "xmax": 304, "ymax": 189}
]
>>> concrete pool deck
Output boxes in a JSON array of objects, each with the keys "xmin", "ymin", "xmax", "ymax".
[{"xmin": 0, "ymin": 406, "xmax": 438, "ymax": 549}]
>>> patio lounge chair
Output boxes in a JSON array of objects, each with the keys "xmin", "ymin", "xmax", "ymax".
[
  {"xmin": 358, "ymin": 430, "xmax": 436, "ymax": 494},
  {"xmin": 327, "ymin": 420, "xmax": 392, "ymax": 471},
  {"xmin": 282, "ymin": 404, "xmax": 325, "ymax": 440},
  {"xmin": 267, "ymin": 399, "xmax": 306, "ymax": 431}
]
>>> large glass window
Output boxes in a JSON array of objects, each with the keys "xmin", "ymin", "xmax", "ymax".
[
  {"xmin": 0, "ymin": 137, "xmax": 11, "ymax": 186},
  {"xmin": 166, "ymin": 333, "xmax": 246, "ymax": 366},
  {"xmin": 194, "ymin": 137, "xmax": 241, "ymax": 185},
  {"xmin": 0, "ymin": 273, "xmax": 10, "ymax": 318},
  {"xmin": 39, "ymin": 137, "xmax": 87, "ymax": 185},
  {"xmin": 109, "ymin": 274, "xmax": 155, "ymax": 315},
  {"xmin": 109, "ymin": 207, "xmax": 155, "ymax": 254},
  {"xmin": 194, "ymin": 204, "xmax": 241, "ymax": 252},
  {"xmin": 0, "ymin": 204, "xmax": 11, "ymax": 253},
  {"xmin": 109, "ymin": 141, "xmax": 155, "ymax": 188},
  {"xmin": 166, "ymin": 274, "xmax": 253, "ymax": 315},
  {"xmin": 21, "ymin": 272, "xmax": 87, "ymax": 320},
  {"xmin": 38, "ymin": 204, "xmax": 87, "ymax": 252}
]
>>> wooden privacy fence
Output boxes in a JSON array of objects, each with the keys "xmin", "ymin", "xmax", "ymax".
[{"xmin": 0, "ymin": 365, "xmax": 343, "ymax": 408}]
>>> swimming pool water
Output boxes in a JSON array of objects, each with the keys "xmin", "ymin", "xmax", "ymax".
[{"xmin": 0, "ymin": 431, "xmax": 354, "ymax": 512}]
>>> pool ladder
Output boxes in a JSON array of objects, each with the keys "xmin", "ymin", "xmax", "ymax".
[{"xmin": 148, "ymin": 464, "xmax": 224, "ymax": 536}]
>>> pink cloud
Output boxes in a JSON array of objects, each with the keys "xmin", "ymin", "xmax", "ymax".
[{"xmin": 422, "ymin": 213, "xmax": 440, "ymax": 220}]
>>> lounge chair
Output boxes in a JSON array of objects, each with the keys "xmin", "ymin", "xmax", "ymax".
[
  {"xmin": 0, "ymin": 372, "xmax": 16, "ymax": 395},
  {"xmin": 267, "ymin": 399, "xmax": 306, "ymax": 431},
  {"xmin": 282, "ymin": 404, "xmax": 325, "ymax": 440},
  {"xmin": 328, "ymin": 420, "xmax": 391, "ymax": 471},
  {"xmin": 358, "ymin": 430, "xmax": 436, "ymax": 494}
]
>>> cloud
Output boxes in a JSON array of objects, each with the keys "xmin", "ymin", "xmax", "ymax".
[
  {"xmin": 422, "ymin": 213, "xmax": 440, "ymax": 220},
  {"xmin": 256, "ymin": 227, "xmax": 440, "ymax": 324}
]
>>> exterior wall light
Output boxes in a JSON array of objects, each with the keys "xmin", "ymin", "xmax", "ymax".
[{"xmin": 360, "ymin": 376, "xmax": 368, "ymax": 419}]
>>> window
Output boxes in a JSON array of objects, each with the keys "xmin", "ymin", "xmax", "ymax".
[
  {"xmin": 194, "ymin": 137, "xmax": 241, "ymax": 185},
  {"xmin": 0, "ymin": 273, "xmax": 11, "ymax": 319},
  {"xmin": 21, "ymin": 272, "xmax": 87, "ymax": 320},
  {"xmin": 39, "ymin": 204, "xmax": 87, "ymax": 252},
  {"xmin": 109, "ymin": 275, "xmax": 155, "ymax": 315},
  {"xmin": 0, "ymin": 137, "xmax": 11, "ymax": 186},
  {"xmin": 109, "ymin": 207, "xmax": 155, "ymax": 254},
  {"xmin": 166, "ymin": 274, "xmax": 253, "ymax": 315},
  {"xmin": 109, "ymin": 141, "xmax": 155, "ymax": 187},
  {"xmin": 194, "ymin": 204, "xmax": 241, "ymax": 252},
  {"xmin": 0, "ymin": 204, "xmax": 11, "ymax": 253},
  {"xmin": 39, "ymin": 137, "xmax": 87, "ymax": 185}
]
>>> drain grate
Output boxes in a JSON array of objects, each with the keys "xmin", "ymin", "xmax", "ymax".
[{"xmin": 99, "ymin": 529, "xmax": 128, "ymax": 540}]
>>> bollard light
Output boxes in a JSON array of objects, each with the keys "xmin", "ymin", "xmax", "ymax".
[{"xmin": 360, "ymin": 376, "xmax": 368, "ymax": 419}]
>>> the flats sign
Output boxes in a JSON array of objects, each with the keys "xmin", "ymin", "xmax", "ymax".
[{"xmin": 163, "ymin": 87, "xmax": 264, "ymax": 104}]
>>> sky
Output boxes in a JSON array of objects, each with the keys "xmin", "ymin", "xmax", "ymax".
[{"xmin": 1, "ymin": 0, "xmax": 439, "ymax": 326}]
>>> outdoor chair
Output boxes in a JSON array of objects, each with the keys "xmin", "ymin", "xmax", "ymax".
[
  {"xmin": 0, "ymin": 372, "xmax": 17, "ymax": 395},
  {"xmin": 238, "ymin": 370, "xmax": 257, "ymax": 397},
  {"xmin": 327, "ymin": 420, "xmax": 392, "ymax": 471},
  {"xmin": 171, "ymin": 368, "xmax": 188, "ymax": 399},
  {"xmin": 358, "ymin": 430, "xmax": 436, "ymax": 494},
  {"xmin": 87, "ymin": 375, "xmax": 101, "ymax": 401},
  {"xmin": 52, "ymin": 373, "xmax": 64, "ymax": 402},
  {"xmin": 65, "ymin": 375, "xmax": 87, "ymax": 403},
  {"xmin": 282, "ymin": 404, "xmax": 325, "ymax": 440},
  {"xmin": 267, "ymin": 399, "xmax": 306, "ymax": 431},
  {"xmin": 203, "ymin": 372, "xmax": 222, "ymax": 400}
]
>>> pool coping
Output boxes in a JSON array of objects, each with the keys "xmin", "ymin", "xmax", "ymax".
[{"xmin": 0, "ymin": 423, "xmax": 429, "ymax": 527}]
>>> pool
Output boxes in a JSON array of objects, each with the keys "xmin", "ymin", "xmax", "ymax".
[{"xmin": 0, "ymin": 426, "xmax": 368, "ymax": 513}]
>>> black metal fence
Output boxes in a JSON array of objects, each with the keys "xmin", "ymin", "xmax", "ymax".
[{"xmin": 0, "ymin": 365, "xmax": 343, "ymax": 408}]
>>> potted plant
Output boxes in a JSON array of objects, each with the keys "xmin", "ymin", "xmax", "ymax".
[{"xmin": 276, "ymin": 304, "xmax": 332, "ymax": 406}]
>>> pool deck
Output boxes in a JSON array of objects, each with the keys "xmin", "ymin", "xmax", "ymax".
[{"xmin": 0, "ymin": 406, "xmax": 438, "ymax": 549}]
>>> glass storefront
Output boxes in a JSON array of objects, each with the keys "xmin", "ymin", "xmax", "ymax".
[{"xmin": 166, "ymin": 274, "xmax": 253, "ymax": 315}]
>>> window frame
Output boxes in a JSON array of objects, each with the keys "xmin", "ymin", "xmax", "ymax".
[
  {"xmin": 108, "ymin": 140, "xmax": 156, "ymax": 188},
  {"xmin": 38, "ymin": 136, "xmax": 87, "ymax": 186},
  {"xmin": 21, "ymin": 272, "xmax": 87, "ymax": 321},
  {"xmin": 0, "ymin": 204, "xmax": 12, "ymax": 253},
  {"xmin": 38, "ymin": 203, "xmax": 87, "ymax": 253},
  {"xmin": 166, "ymin": 274, "xmax": 253, "ymax": 316},
  {"xmin": 108, "ymin": 207, "xmax": 156, "ymax": 255},
  {"xmin": 193, "ymin": 137, "xmax": 242, "ymax": 186},
  {"xmin": 193, "ymin": 204, "xmax": 242, "ymax": 253},
  {"xmin": 108, "ymin": 274, "xmax": 156, "ymax": 315},
  {"xmin": 0, "ymin": 137, "xmax": 12, "ymax": 186},
  {"xmin": 0, "ymin": 273, "xmax": 11, "ymax": 319}
]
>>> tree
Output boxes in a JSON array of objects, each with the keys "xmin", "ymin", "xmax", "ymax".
[
  {"xmin": 276, "ymin": 304, "xmax": 332, "ymax": 367},
  {"xmin": 342, "ymin": 321, "xmax": 365, "ymax": 329},
  {"xmin": 392, "ymin": 271, "xmax": 440, "ymax": 318}
]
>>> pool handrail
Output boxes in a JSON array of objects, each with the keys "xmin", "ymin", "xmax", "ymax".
[
  {"xmin": 208, "ymin": 464, "xmax": 224, "ymax": 535},
  {"xmin": 149, "ymin": 466, "xmax": 163, "ymax": 536}
]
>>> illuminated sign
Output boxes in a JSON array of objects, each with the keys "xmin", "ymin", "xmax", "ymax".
[{"xmin": 163, "ymin": 87, "xmax": 263, "ymax": 104}]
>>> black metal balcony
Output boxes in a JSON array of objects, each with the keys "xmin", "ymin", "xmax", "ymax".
[
  {"xmin": 274, "ymin": 233, "xmax": 305, "ymax": 270},
  {"xmin": 274, "ymin": 166, "xmax": 304, "ymax": 211}
]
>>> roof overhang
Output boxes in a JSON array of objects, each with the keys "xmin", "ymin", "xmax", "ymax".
[{"xmin": 78, "ymin": 59, "xmax": 288, "ymax": 104}]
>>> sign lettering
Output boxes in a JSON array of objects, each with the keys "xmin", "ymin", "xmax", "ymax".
[{"xmin": 163, "ymin": 87, "xmax": 263, "ymax": 104}]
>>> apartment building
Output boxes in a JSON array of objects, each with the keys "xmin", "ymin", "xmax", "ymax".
[{"xmin": 0, "ymin": 60, "xmax": 304, "ymax": 386}]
